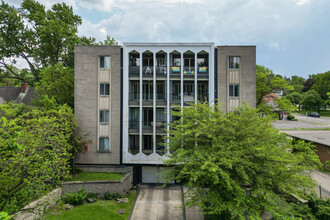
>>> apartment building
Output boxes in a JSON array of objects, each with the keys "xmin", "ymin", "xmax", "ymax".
[{"xmin": 74, "ymin": 43, "xmax": 256, "ymax": 183}]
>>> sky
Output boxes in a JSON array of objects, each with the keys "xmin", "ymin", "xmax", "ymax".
[{"xmin": 8, "ymin": 0, "xmax": 330, "ymax": 78}]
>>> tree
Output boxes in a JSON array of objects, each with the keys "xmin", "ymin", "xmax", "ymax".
[
  {"xmin": 285, "ymin": 92, "xmax": 303, "ymax": 110},
  {"xmin": 286, "ymin": 75, "xmax": 305, "ymax": 94},
  {"xmin": 98, "ymin": 35, "xmax": 118, "ymax": 45},
  {"xmin": 0, "ymin": 0, "xmax": 81, "ymax": 85},
  {"xmin": 164, "ymin": 102, "xmax": 320, "ymax": 219},
  {"xmin": 300, "ymin": 90, "xmax": 325, "ymax": 111},
  {"xmin": 311, "ymin": 71, "xmax": 330, "ymax": 100},
  {"xmin": 302, "ymin": 77, "xmax": 316, "ymax": 93},
  {"xmin": 35, "ymin": 64, "xmax": 74, "ymax": 107},
  {"xmin": 256, "ymin": 65, "xmax": 292, "ymax": 106},
  {"xmin": 0, "ymin": 102, "xmax": 82, "ymax": 213}
]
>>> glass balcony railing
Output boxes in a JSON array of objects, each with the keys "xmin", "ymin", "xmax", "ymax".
[
  {"xmin": 129, "ymin": 66, "xmax": 139, "ymax": 76},
  {"xmin": 183, "ymin": 66, "xmax": 195, "ymax": 75},
  {"xmin": 170, "ymin": 66, "xmax": 181, "ymax": 75},
  {"xmin": 142, "ymin": 66, "xmax": 153, "ymax": 76},
  {"xmin": 129, "ymin": 93, "xmax": 140, "ymax": 101},
  {"xmin": 156, "ymin": 93, "xmax": 166, "ymax": 102},
  {"xmin": 156, "ymin": 66, "xmax": 167, "ymax": 76},
  {"xmin": 170, "ymin": 93, "xmax": 181, "ymax": 102},
  {"xmin": 197, "ymin": 66, "xmax": 208, "ymax": 75},
  {"xmin": 129, "ymin": 120, "xmax": 139, "ymax": 129},
  {"xmin": 142, "ymin": 93, "xmax": 153, "ymax": 101}
]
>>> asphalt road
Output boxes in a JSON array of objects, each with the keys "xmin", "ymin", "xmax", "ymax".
[{"xmin": 272, "ymin": 114, "xmax": 330, "ymax": 130}]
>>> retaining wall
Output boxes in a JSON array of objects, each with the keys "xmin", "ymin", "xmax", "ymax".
[{"xmin": 61, "ymin": 172, "xmax": 133, "ymax": 197}]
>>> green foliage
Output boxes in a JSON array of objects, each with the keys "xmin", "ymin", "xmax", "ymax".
[
  {"xmin": 0, "ymin": 212, "xmax": 9, "ymax": 220},
  {"xmin": 285, "ymin": 92, "xmax": 303, "ymax": 106},
  {"xmin": 311, "ymin": 71, "xmax": 330, "ymax": 100},
  {"xmin": 274, "ymin": 98, "xmax": 297, "ymax": 113},
  {"xmin": 103, "ymin": 192, "xmax": 122, "ymax": 201},
  {"xmin": 35, "ymin": 64, "xmax": 74, "ymax": 107},
  {"xmin": 0, "ymin": 102, "xmax": 80, "ymax": 212},
  {"xmin": 256, "ymin": 65, "xmax": 292, "ymax": 106},
  {"xmin": 62, "ymin": 188, "xmax": 87, "ymax": 205},
  {"xmin": 86, "ymin": 192, "xmax": 99, "ymax": 200},
  {"xmin": 308, "ymin": 196, "xmax": 330, "ymax": 219},
  {"xmin": 164, "ymin": 102, "xmax": 321, "ymax": 219},
  {"xmin": 302, "ymin": 77, "xmax": 316, "ymax": 93},
  {"xmin": 286, "ymin": 75, "xmax": 305, "ymax": 94},
  {"xmin": 0, "ymin": 0, "xmax": 81, "ymax": 84},
  {"xmin": 98, "ymin": 35, "xmax": 118, "ymax": 45},
  {"xmin": 300, "ymin": 90, "xmax": 325, "ymax": 110}
]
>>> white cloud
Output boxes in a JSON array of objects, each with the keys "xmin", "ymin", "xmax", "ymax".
[
  {"xmin": 269, "ymin": 43, "xmax": 280, "ymax": 50},
  {"xmin": 295, "ymin": 0, "xmax": 310, "ymax": 6}
]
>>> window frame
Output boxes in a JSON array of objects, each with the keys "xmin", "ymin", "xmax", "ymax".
[
  {"xmin": 99, "ymin": 137, "xmax": 110, "ymax": 151},
  {"xmin": 229, "ymin": 84, "xmax": 240, "ymax": 97},
  {"xmin": 100, "ymin": 83, "xmax": 110, "ymax": 96},
  {"xmin": 100, "ymin": 110, "xmax": 110, "ymax": 123},
  {"xmin": 228, "ymin": 56, "xmax": 240, "ymax": 69},
  {"xmin": 100, "ymin": 56, "xmax": 110, "ymax": 69}
]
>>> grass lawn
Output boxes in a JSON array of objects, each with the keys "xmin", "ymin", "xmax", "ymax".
[
  {"xmin": 42, "ymin": 190, "xmax": 136, "ymax": 220},
  {"xmin": 69, "ymin": 172, "xmax": 124, "ymax": 182},
  {"xmin": 295, "ymin": 110, "xmax": 330, "ymax": 117}
]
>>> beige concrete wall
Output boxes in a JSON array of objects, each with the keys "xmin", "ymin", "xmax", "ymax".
[
  {"xmin": 217, "ymin": 46, "xmax": 256, "ymax": 112},
  {"xmin": 74, "ymin": 45, "xmax": 122, "ymax": 164},
  {"xmin": 61, "ymin": 172, "xmax": 133, "ymax": 197}
]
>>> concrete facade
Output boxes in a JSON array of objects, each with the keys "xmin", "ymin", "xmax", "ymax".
[
  {"xmin": 74, "ymin": 45, "xmax": 122, "ymax": 165},
  {"xmin": 74, "ymin": 43, "xmax": 256, "ymax": 181},
  {"xmin": 217, "ymin": 46, "xmax": 256, "ymax": 111}
]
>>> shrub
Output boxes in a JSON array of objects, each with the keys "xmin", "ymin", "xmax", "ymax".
[
  {"xmin": 62, "ymin": 188, "xmax": 87, "ymax": 205},
  {"xmin": 308, "ymin": 196, "xmax": 330, "ymax": 219},
  {"xmin": 0, "ymin": 212, "xmax": 10, "ymax": 220},
  {"xmin": 287, "ymin": 114, "xmax": 297, "ymax": 121},
  {"xmin": 103, "ymin": 192, "xmax": 122, "ymax": 200},
  {"xmin": 86, "ymin": 192, "xmax": 99, "ymax": 200}
]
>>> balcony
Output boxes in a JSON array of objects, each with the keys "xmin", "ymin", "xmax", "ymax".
[
  {"xmin": 129, "ymin": 120, "xmax": 139, "ymax": 131},
  {"xmin": 198, "ymin": 93, "xmax": 208, "ymax": 103},
  {"xmin": 183, "ymin": 66, "xmax": 195, "ymax": 76},
  {"xmin": 170, "ymin": 93, "xmax": 181, "ymax": 102},
  {"xmin": 156, "ymin": 66, "xmax": 167, "ymax": 76},
  {"xmin": 129, "ymin": 93, "xmax": 140, "ymax": 102},
  {"xmin": 170, "ymin": 66, "xmax": 181, "ymax": 77},
  {"xmin": 129, "ymin": 66, "xmax": 139, "ymax": 77},
  {"xmin": 142, "ymin": 93, "xmax": 153, "ymax": 101},
  {"xmin": 142, "ymin": 66, "xmax": 153, "ymax": 77},
  {"xmin": 198, "ymin": 66, "xmax": 208, "ymax": 77},
  {"xmin": 156, "ymin": 93, "xmax": 166, "ymax": 102},
  {"xmin": 183, "ymin": 93, "xmax": 195, "ymax": 102}
]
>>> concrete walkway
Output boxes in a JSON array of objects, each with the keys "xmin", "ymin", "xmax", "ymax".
[
  {"xmin": 131, "ymin": 185, "xmax": 184, "ymax": 220},
  {"xmin": 131, "ymin": 185, "xmax": 204, "ymax": 220}
]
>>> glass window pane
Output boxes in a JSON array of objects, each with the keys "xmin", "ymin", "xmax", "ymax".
[
  {"xmin": 100, "ymin": 56, "xmax": 104, "ymax": 68},
  {"xmin": 229, "ymin": 85, "xmax": 234, "ymax": 97},
  {"xmin": 105, "ymin": 84, "xmax": 110, "ymax": 95},
  {"xmin": 104, "ymin": 56, "xmax": 110, "ymax": 68},
  {"xmin": 99, "ymin": 137, "xmax": 109, "ymax": 151},
  {"xmin": 229, "ymin": 56, "xmax": 240, "ymax": 69},
  {"xmin": 100, "ymin": 110, "xmax": 109, "ymax": 122},
  {"xmin": 235, "ymin": 85, "xmax": 240, "ymax": 97}
]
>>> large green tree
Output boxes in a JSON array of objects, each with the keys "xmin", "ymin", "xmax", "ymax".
[
  {"xmin": 311, "ymin": 71, "xmax": 330, "ymax": 100},
  {"xmin": 0, "ymin": 102, "xmax": 77, "ymax": 212},
  {"xmin": 286, "ymin": 75, "xmax": 305, "ymax": 94},
  {"xmin": 165, "ymin": 103, "xmax": 320, "ymax": 219},
  {"xmin": 256, "ymin": 65, "xmax": 292, "ymax": 106},
  {"xmin": 300, "ymin": 90, "xmax": 325, "ymax": 111},
  {"xmin": 285, "ymin": 91, "xmax": 303, "ymax": 110},
  {"xmin": 0, "ymin": 0, "xmax": 81, "ymax": 85}
]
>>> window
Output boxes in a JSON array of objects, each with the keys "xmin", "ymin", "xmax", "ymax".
[
  {"xmin": 100, "ymin": 83, "xmax": 110, "ymax": 96},
  {"xmin": 100, "ymin": 110, "xmax": 109, "ymax": 123},
  {"xmin": 229, "ymin": 84, "xmax": 240, "ymax": 97},
  {"xmin": 229, "ymin": 56, "xmax": 240, "ymax": 69},
  {"xmin": 99, "ymin": 137, "xmax": 109, "ymax": 151},
  {"xmin": 100, "ymin": 56, "xmax": 110, "ymax": 68}
]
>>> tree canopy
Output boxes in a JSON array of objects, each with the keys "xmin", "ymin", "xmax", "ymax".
[
  {"xmin": 164, "ymin": 102, "xmax": 320, "ymax": 219},
  {"xmin": 256, "ymin": 65, "xmax": 292, "ymax": 106},
  {"xmin": 311, "ymin": 71, "xmax": 330, "ymax": 100},
  {"xmin": 300, "ymin": 90, "xmax": 325, "ymax": 111}
]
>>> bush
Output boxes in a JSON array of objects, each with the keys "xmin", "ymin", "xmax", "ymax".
[
  {"xmin": 308, "ymin": 196, "xmax": 330, "ymax": 219},
  {"xmin": 62, "ymin": 188, "xmax": 87, "ymax": 205},
  {"xmin": 0, "ymin": 212, "xmax": 10, "ymax": 220},
  {"xmin": 86, "ymin": 192, "xmax": 98, "ymax": 200},
  {"xmin": 287, "ymin": 114, "xmax": 297, "ymax": 121},
  {"xmin": 103, "ymin": 192, "xmax": 122, "ymax": 200}
]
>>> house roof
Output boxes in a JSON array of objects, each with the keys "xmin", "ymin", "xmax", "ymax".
[
  {"xmin": 284, "ymin": 130, "xmax": 330, "ymax": 147},
  {"xmin": 263, "ymin": 93, "xmax": 280, "ymax": 103},
  {"xmin": 0, "ymin": 87, "xmax": 36, "ymax": 105}
]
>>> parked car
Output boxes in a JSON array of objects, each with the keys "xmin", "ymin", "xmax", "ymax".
[{"xmin": 307, "ymin": 112, "xmax": 320, "ymax": 118}]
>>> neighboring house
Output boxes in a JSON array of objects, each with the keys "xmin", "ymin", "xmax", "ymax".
[
  {"xmin": 263, "ymin": 92, "xmax": 285, "ymax": 120},
  {"xmin": 74, "ymin": 43, "xmax": 256, "ymax": 184},
  {"xmin": 0, "ymin": 83, "xmax": 36, "ymax": 105}
]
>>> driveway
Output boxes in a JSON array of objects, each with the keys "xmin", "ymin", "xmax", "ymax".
[
  {"xmin": 272, "ymin": 113, "xmax": 330, "ymax": 130},
  {"xmin": 131, "ymin": 185, "xmax": 204, "ymax": 220},
  {"xmin": 131, "ymin": 185, "xmax": 184, "ymax": 220}
]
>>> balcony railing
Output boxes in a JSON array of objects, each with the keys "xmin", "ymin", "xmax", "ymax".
[
  {"xmin": 142, "ymin": 93, "xmax": 153, "ymax": 101},
  {"xmin": 183, "ymin": 93, "xmax": 195, "ymax": 102},
  {"xmin": 183, "ymin": 66, "xmax": 195, "ymax": 75},
  {"xmin": 156, "ymin": 66, "xmax": 167, "ymax": 76},
  {"xmin": 129, "ymin": 66, "xmax": 139, "ymax": 76},
  {"xmin": 129, "ymin": 120, "xmax": 166, "ymax": 131},
  {"xmin": 198, "ymin": 93, "xmax": 209, "ymax": 103},
  {"xmin": 198, "ymin": 66, "xmax": 208, "ymax": 76},
  {"xmin": 170, "ymin": 66, "xmax": 181, "ymax": 75},
  {"xmin": 156, "ymin": 93, "xmax": 166, "ymax": 102},
  {"xmin": 142, "ymin": 121, "xmax": 152, "ymax": 130},
  {"xmin": 129, "ymin": 120, "xmax": 139, "ymax": 129},
  {"xmin": 142, "ymin": 66, "xmax": 153, "ymax": 76},
  {"xmin": 170, "ymin": 93, "xmax": 181, "ymax": 102},
  {"xmin": 129, "ymin": 93, "xmax": 140, "ymax": 101}
]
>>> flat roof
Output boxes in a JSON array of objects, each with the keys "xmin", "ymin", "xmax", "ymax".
[
  {"xmin": 123, "ymin": 42, "xmax": 214, "ymax": 47},
  {"xmin": 283, "ymin": 130, "xmax": 330, "ymax": 147}
]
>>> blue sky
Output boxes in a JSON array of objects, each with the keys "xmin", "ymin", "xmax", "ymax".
[{"xmin": 9, "ymin": 0, "xmax": 330, "ymax": 78}]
